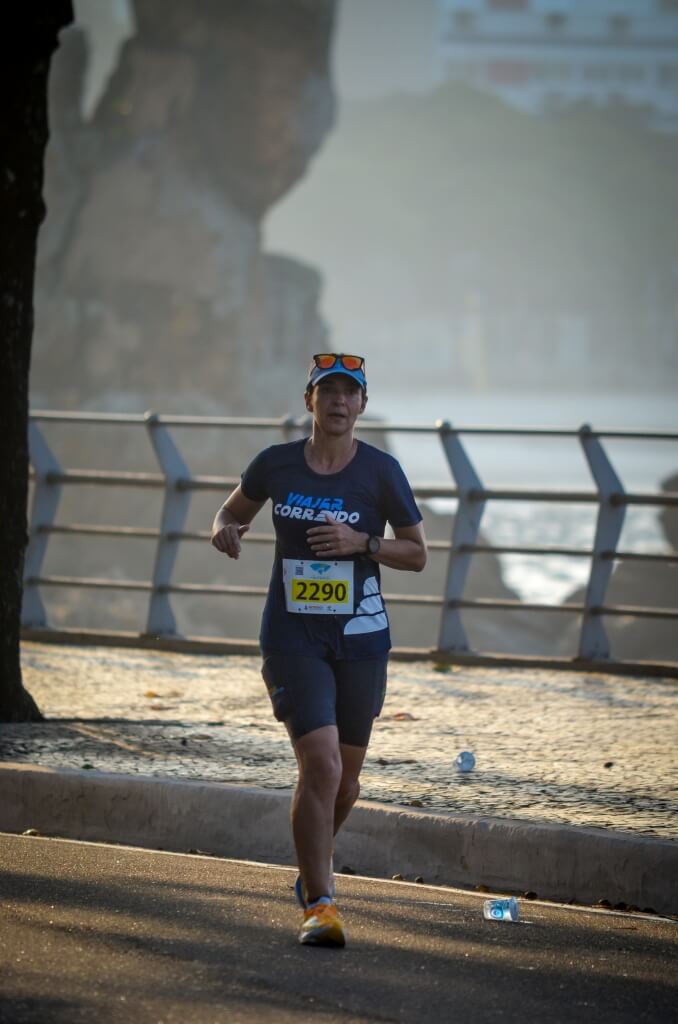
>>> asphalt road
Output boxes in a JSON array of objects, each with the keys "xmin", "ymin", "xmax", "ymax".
[{"xmin": 1, "ymin": 834, "xmax": 676, "ymax": 1024}]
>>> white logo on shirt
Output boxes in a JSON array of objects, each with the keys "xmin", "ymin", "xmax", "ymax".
[{"xmin": 344, "ymin": 576, "xmax": 388, "ymax": 635}]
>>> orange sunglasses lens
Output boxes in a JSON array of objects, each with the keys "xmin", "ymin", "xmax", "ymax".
[
  {"xmin": 313, "ymin": 353, "xmax": 364, "ymax": 371},
  {"xmin": 340, "ymin": 355, "xmax": 364, "ymax": 370}
]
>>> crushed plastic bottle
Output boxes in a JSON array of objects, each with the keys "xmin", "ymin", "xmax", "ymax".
[
  {"xmin": 454, "ymin": 750, "xmax": 476, "ymax": 773},
  {"xmin": 483, "ymin": 896, "xmax": 520, "ymax": 922}
]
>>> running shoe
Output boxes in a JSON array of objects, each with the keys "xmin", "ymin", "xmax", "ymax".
[
  {"xmin": 298, "ymin": 900, "xmax": 346, "ymax": 947},
  {"xmin": 294, "ymin": 858, "xmax": 336, "ymax": 909}
]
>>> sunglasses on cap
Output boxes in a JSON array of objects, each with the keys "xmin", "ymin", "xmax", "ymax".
[
  {"xmin": 312, "ymin": 353, "xmax": 365, "ymax": 373},
  {"xmin": 306, "ymin": 353, "xmax": 367, "ymax": 393}
]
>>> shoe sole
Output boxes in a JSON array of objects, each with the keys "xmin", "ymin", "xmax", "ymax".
[{"xmin": 299, "ymin": 927, "xmax": 346, "ymax": 948}]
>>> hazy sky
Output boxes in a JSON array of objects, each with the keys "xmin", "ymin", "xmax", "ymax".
[
  {"xmin": 334, "ymin": 0, "xmax": 443, "ymax": 99},
  {"xmin": 72, "ymin": 0, "xmax": 134, "ymax": 117},
  {"xmin": 265, "ymin": 0, "xmax": 678, "ymax": 412},
  {"xmin": 68, "ymin": 0, "xmax": 678, "ymax": 417}
]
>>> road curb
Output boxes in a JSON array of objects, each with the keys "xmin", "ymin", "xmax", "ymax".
[{"xmin": 1, "ymin": 763, "xmax": 676, "ymax": 916}]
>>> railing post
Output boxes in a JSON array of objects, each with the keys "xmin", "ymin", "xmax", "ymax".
[
  {"xmin": 22, "ymin": 421, "xmax": 63, "ymax": 627},
  {"xmin": 145, "ymin": 413, "xmax": 192, "ymax": 637},
  {"xmin": 281, "ymin": 413, "xmax": 310, "ymax": 443},
  {"xmin": 577, "ymin": 424, "xmax": 626, "ymax": 660},
  {"xmin": 436, "ymin": 420, "xmax": 486, "ymax": 653}
]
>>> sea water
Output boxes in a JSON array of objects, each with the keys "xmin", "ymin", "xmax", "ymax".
[{"xmin": 369, "ymin": 390, "xmax": 678, "ymax": 605}]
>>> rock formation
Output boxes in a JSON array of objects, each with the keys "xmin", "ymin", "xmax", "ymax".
[{"xmin": 32, "ymin": 0, "xmax": 337, "ymax": 414}]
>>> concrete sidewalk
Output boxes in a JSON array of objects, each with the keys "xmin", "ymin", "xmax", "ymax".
[
  {"xmin": 1, "ymin": 642, "xmax": 677, "ymax": 914},
  {"xmin": 6, "ymin": 643, "xmax": 678, "ymax": 837},
  {"xmin": 2, "ymin": 833, "xmax": 676, "ymax": 1024},
  {"xmin": 3, "ymin": 762, "xmax": 678, "ymax": 916}
]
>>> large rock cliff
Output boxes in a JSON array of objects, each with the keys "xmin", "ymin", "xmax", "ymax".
[{"xmin": 32, "ymin": 0, "xmax": 337, "ymax": 413}]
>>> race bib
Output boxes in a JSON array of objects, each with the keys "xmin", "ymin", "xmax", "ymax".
[{"xmin": 282, "ymin": 559, "xmax": 354, "ymax": 615}]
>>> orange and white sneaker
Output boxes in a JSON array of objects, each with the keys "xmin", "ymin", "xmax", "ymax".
[{"xmin": 298, "ymin": 899, "xmax": 346, "ymax": 948}]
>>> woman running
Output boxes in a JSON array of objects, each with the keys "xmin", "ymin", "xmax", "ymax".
[{"xmin": 211, "ymin": 353, "xmax": 426, "ymax": 947}]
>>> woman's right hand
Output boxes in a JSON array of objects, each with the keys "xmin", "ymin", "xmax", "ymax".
[{"xmin": 211, "ymin": 522, "xmax": 250, "ymax": 559}]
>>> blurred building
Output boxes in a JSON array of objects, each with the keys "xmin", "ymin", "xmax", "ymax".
[{"xmin": 439, "ymin": 0, "xmax": 678, "ymax": 129}]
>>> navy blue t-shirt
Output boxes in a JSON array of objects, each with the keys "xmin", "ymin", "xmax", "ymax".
[{"xmin": 240, "ymin": 438, "xmax": 422, "ymax": 660}]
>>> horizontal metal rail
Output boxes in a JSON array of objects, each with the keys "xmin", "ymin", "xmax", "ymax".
[
  {"xmin": 29, "ymin": 409, "xmax": 678, "ymax": 442},
  {"xmin": 35, "ymin": 524, "xmax": 678, "ymax": 566},
  {"xmin": 23, "ymin": 410, "xmax": 678, "ymax": 673},
  {"xmin": 41, "ymin": 524, "xmax": 161, "ymax": 539},
  {"xmin": 611, "ymin": 550, "xmax": 678, "ymax": 564},
  {"xmin": 163, "ymin": 583, "xmax": 443, "ymax": 606},
  {"xmin": 45, "ymin": 470, "xmax": 166, "ymax": 488},
  {"xmin": 29, "ymin": 575, "xmax": 152, "ymax": 592},
  {"xmin": 32, "ymin": 468, "xmax": 678, "ymax": 509},
  {"xmin": 452, "ymin": 597, "xmax": 584, "ymax": 613},
  {"xmin": 25, "ymin": 575, "xmax": 678, "ymax": 621},
  {"xmin": 29, "ymin": 411, "xmax": 295, "ymax": 429},
  {"xmin": 596, "ymin": 604, "xmax": 678, "ymax": 621},
  {"xmin": 450, "ymin": 598, "xmax": 678, "ymax": 619}
]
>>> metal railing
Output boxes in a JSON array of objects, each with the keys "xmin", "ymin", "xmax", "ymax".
[{"xmin": 22, "ymin": 410, "xmax": 678, "ymax": 676}]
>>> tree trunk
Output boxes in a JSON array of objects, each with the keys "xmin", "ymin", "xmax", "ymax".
[{"xmin": 0, "ymin": 3, "xmax": 73, "ymax": 721}]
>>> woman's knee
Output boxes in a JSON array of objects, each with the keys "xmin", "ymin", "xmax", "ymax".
[
  {"xmin": 336, "ymin": 775, "xmax": 360, "ymax": 808},
  {"xmin": 296, "ymin": 730, "xmax": 343, "ymax": 793}
]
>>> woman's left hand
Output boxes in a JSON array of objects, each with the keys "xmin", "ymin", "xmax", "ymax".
[{"xmin": 306, "ymin": 518, "xmax": 367, "ymax": 558}]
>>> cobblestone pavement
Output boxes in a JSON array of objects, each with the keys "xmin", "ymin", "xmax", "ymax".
[{"xmin": 2, "ymin": 643, "xmax": 677, "ymax": 840}]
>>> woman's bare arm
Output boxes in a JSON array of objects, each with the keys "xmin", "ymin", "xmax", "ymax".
[
  {"xmin": 211, "ymin": 485, "xmax": 266, "ymax": 560},
  {"xmin": 368, "ymin": 522, "xmax": 427, "ymax": 572},
  {"xmin": 305, "ymin": 519, "xmax": 427, "ymax": 572}
]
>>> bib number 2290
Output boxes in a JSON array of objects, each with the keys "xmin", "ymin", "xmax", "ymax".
[
  {"xmin": 292, "ymin": 578, "xmax": 348, "ymax": 604},
  {"xmin": 283, "ymin": 559, "xmax": 354, "ymax": 615}
]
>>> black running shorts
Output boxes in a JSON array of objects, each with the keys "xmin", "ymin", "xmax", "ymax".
[{"xmin": 261, "ymin": 652, "xmax": 388, "ymax": 748}]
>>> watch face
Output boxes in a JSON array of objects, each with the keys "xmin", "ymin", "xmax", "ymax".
[{"xmin": 368, "ymin": 535, "xmax": 380, "ymax": 554}]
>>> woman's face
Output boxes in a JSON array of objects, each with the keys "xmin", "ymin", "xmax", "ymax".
[{"xmin": 305, "ymin": 375, "xmax": 367, "ymax": 436}]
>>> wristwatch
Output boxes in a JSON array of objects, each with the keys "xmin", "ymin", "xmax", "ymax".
[{"xmin": 367, "ymin": 535, "xmax": 381, "ymax": 556}]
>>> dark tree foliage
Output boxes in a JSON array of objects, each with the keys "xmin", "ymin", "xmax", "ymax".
[{"xmin": 0, "ymin": 3, "xmax": 73, "ymax": 721}]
